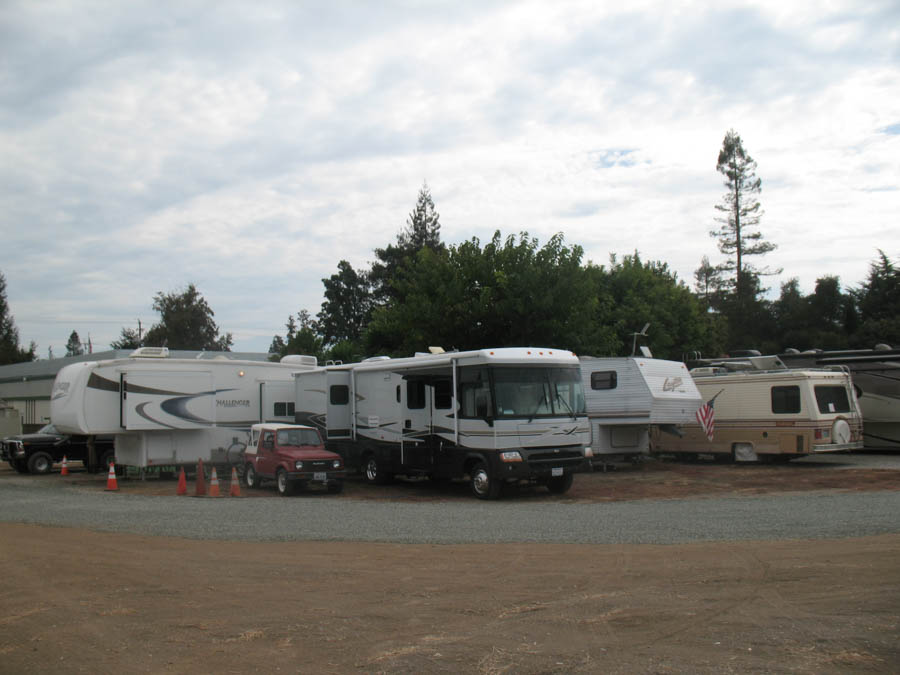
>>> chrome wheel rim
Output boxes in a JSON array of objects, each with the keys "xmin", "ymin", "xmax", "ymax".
[{"xmin": 472, "ymin": 468, "xmax": 490, "ymax": 496}]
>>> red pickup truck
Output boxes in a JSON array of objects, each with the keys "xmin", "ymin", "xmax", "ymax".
[{"xmin": 243, "ymin": 423, "xmax": 345, "ymax": 496}]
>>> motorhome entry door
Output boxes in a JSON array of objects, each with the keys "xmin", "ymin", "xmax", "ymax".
[{"xmin": 326, "ymin": 371, "xmax": 352, "ymax": 439}]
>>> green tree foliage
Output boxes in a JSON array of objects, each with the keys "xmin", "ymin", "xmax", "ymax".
[
  {"xmin": 850, "ymin": 251, "xmax": 900, "ymax": 347},
  {"xmin": 110, "ymin": 327, "xmax": 142, "ymax": 350},
  {"xmin": 370, "ymin": 182, "xmax": 444, "ymax": 305},
  {"xmin": 142, "ymin": 284, "xmax": 233, "ymax": 351},
  {"xmin": 604, "ymin": 253, "xmax": 714, "ymax": 360},
  {"xmin": 711, "ymin": 130, "xmax": 780, "ymax": 311},
  {"xmin": 0, "ymin": 271, "xmax": 36, "ymax": 365},
  {"xmin": 269, "ymin": 310, "xmax": 323, "ymax": 362},
  {"xmin": 317, "ymin": 260, "xmax": 373, "ymax": 347},
  {"xmin": 368, "ymin": 232, "xmax": 614, "ymax": 357},
  {"xmin": 65, "ymin": 330, "xmax": 84, "ymax": 357}
]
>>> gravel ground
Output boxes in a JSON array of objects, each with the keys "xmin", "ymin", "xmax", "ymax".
[{"xmin": 2, "ymin": 478, "xmax": 899, "ymax": 544}]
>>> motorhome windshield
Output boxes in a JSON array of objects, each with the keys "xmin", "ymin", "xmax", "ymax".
[
  {"xmin": 276, "ymin": 428, "xmax": 322, "ymax": 447},
  {"xmin": 458, "ymin": 366, "xmax": 585, "ymax": 419}
]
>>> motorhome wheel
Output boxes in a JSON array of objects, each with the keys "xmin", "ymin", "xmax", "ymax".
[
  {"xmin": 546, "ymin": 472, "xmax": 574, "ymax": 494},
  {"xmin": 276, "ymin": 469, "xmax": 294, "ymax": 496},
  {"xmin": 244, "ymin": 464, "xmax": 260, "ymax": 488},
  {"xmin": 469, "ymin": 461, "xmax": 502, "ymax": 500},
  {"xmin": 732, "ymin": 443, "xmax": 758, "ymax": 463},
  {"xmin": 363, "ymin": 455, "xmax": 393, "ymax": 485},
  {"xmin": 27, "ymin": 451, "xmax": 53, "ymax": 474}
]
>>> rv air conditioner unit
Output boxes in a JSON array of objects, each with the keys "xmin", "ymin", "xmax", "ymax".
[{"xmin": 129, "ymin": 347, "xmax": 169, "ymax": 358}]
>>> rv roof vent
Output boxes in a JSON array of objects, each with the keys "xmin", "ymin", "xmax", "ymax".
[
  {"xmin": 281, "ymin": 354, "xmax": 318, "ymax": 367},
  {"xmin": 130, "ymin": 347, "xmax": 169, "ymax": 358},
  {"xmin": 362, "ymin": 355, "xmax": 391, "ymax": 362},
  {"xmin": 428, "ymin": 346, "xmax": 445, "ymax": 354},
  {"xmin": 875, "ymin": 343, "xmax": 892, "ymax": 351}
]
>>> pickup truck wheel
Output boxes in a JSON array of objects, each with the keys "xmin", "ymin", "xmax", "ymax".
[
  {"xmin": 276, "ymin": 469, "xmax": 294, "ymax": 496},
  {"xmin": 469, "ymin": 461, "xmax": 502, "ymax": 500},
  {"xmin": 27, "ymin": 451, "xmax": 54, "ymax": 475},
  {"xmin": 243, "ymin": 463, "xmax": 260, "ymax": 488},
  {"xmin": 546, "ymin": 472, "xmax": 574, "ymax": 494}
]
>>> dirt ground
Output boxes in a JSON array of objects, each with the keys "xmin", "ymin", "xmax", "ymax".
[{"xmin": 2, "ymin": 459, "xmax": 899, "ymax": 673}]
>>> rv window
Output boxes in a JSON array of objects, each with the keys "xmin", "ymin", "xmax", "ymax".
[
  {"xmin": 814, "ymin": 386, "xmax": 851, "ymax": 414},
  {"xmin": 771, "ymin": 386, "xmax": 801, "ymax": 414},
  {"xmin": 407, "ymin": 380, "xmax": 426, "ymax": 409},
  {"xmin": 330, "ymin": 385, "xmax": 349, "ymax": 405},
  {"xmin": 274, "ymin": 402, "xmax": 295, "ymax": 417},
  {"xmin": 591, "ymin": 371, "xmax": 617, "ymax": 390},
  {"xmin": 434, "ymin": 379, "xmax": 452, "ymax": 409},
  {"xmin": 459, "ymin": 367, "xmax": 493, "ymax": 418},
  {"xmin": 396, "ymin": 385, "xmax": 401, "ymax": 403}
]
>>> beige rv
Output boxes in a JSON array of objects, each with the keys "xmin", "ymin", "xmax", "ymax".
[{"xmin": 650, "ymin": 356, "xmax": 864, "ymax": 461}]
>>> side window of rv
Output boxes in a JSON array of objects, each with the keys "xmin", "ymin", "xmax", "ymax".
[
  {"xmin": 771, "ymin": 386, "xmax": 801, "ymax": 414},
  {"xmin": 434, "ymin": 379, "xmax": 452, "ymax": 409},
  {"xmin": 591, "ymin": 371, "xmax": 617, "ymax": 390},
  {"xmin": 459, "ymin": 368, "xmax": 492, "ymax": 418},
  {"xmin": 407, "ymin": 380, "xmax": 426, "ymax": 409},
  {"xmin": 274, "ymin": 401, "xmax": 295, "ymax": 417},
  {"xmin": 814, "ymin": 386, "xmax": 851, "ymax": 414},
  {"xmin": 330, "ymin": 385, "xmax": 349, "ymax": 405}
]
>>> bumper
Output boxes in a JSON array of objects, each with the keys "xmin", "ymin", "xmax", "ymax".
[
  {"xmin": 493, "ymin": 449, "xmax": 590, "ymax": 481},
  {"xmin": 811, "ymin": 441, "xmax": 864, "ymax": 453},
  {"xmin": 287, "ymin": 470, "xmax": 346, "ymax": 483}
]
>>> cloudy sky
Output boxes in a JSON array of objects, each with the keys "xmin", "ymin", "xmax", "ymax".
[{"xmin": 2, "ymin": 0, "xmax": 898, "ymax": 357}]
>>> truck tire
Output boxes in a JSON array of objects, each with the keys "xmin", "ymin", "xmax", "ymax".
[
  {"xmin": 244, "ymin": 463, "xmax": 261, "ymax": 488},
  {"xmin": 546, "ymin": 472, "xmax": 574, "ymax": 494},
  {"xmin": 469, "ymin": 461, "xmax": 502, "ymax": 500},
  {"xmin": 363, "ymin": 454, "xmax": 393, "ymax": 485},
  {"xmin": 27, "ymin": 451, "xmax": 54, "ymax": 475},
  {"xmin": 276, "ymin": 469, "xmax": 294, "ymax": 496}
]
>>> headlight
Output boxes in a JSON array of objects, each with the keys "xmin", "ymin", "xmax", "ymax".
[
  {"xmin": 332, "ymin": 459, "xmax": 342, "ymax": 469},
  {"xmin": 500, "ymin": 451, "xmax": 523, "ymax": 462},
  {"xmin": 584, "ymin": 447, "xmax": 594, "ymax": 458},
  {"xmin": 294, "ymin": 461, "xmax": 304, "ymax": 470}
]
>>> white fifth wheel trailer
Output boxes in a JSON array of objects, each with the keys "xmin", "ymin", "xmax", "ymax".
[
  {"xmin": 580, "ymin": 356, "xmax": 702, "ymax": 465},
  {"xmin": 294, "ymin": 347, "xmax": 592, "ymax": 499},
  {"xmin": 50, "ymin": 348, "xmax": 317, "ymax": 468}
]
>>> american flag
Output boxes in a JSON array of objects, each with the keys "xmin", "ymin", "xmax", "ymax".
[{"xmin": 695, "ymin": 396, "xmax": 717, "ymax": 441}]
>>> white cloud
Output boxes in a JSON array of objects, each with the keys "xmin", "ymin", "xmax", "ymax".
[{"xmin": 1, "ymin": 0, "xmax": 898, "ymax": 355}]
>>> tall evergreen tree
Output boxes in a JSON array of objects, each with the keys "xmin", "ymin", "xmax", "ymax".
[
  {"xmin": 711, "ymin": 130, "xmax": 780, "ymax": 310},
  {"xmin": 0, "ymin": 271, "xmax": 36, "ymax": 365},
  {"xmin": 65, "ymin": 330, "xmax": 84, "ymax": 357},
  {"xmin": 370, "ymin": 182, "xmax": 444, "ymax": 304}
]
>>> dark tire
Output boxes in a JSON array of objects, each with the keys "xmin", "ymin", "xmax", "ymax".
[
  {"xmin": 243, "ymin": 463, "xmax": 260, "ymax": 489},
  {"xmin": 469, "ymin": 461, "xmax": 502, "ymax": 500},
  {"xmin": 27, "ymin": 451, "xmax": 54, "ymax": 475},
  {"xmin": 276, "ymin": 469, "xmax": 294, "ymax": 496},
  {"xmin": 363, "ymin": 454, "xmax": 393, "ymax": 485},
  {"xmin": 546, "ymin": 472, "xmax": 574, "ymax": 495},
  {"xmin": 327, "ymin": 480, "xmax": 344, "ymax": 494}
]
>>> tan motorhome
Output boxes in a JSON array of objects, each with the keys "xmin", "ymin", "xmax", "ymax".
[{"xmin": 650, "ymin": 356, "xmax": 864, "ymax": 462}]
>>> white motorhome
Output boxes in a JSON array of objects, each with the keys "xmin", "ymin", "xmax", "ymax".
[
  {"xmin": 650, "ymin": 356, "xmax": 864, "ymax": 461},
  {"xmin": 580, "ymin": 356, "xmax": 702, "ymax": 464},
  {"xmin": 294, "ymin": 347, "xmax": 592, "ymax": 499},
  {"xmin": 50, "ymin": 348, "xmax": 317, "ymax": 468}
]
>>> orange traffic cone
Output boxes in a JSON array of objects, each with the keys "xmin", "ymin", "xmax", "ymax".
[
  {"xmin": 195, "ymin": 459, "xmax": 206, "ymax": 496},
  {"xmin": 209, "ymin": 467, "xmax": 221, "ymax": 497},
  {"xmin": 229, "ymin": 467, "xmax": 241, "ymax": 497},
  {"xmin": 176, "ymin": 467, "xmax": 187, "ymax": 496},
  {"xmin": 105, "ymin": 462, "xmax": 118, "ymax": 491},
  {"xmin": 61, "ymin": 456, "xmax": 68, "ymax": 476}
]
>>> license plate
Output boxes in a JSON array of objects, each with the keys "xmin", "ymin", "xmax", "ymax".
[
  {"xmin": 551, "ymin": 467, "xmax": 563, "ymax": 477},
  {"xmin": 313, "ymin": 472, "xmax": 326, "ymax": 481}
]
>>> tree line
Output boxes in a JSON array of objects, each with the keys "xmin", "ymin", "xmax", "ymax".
[{"xmin": 1, "ymin": 132, "xmax": 897, "ymax": 367}]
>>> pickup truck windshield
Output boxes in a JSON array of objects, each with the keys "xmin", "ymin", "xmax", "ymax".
[{"xmin": 276, "ymin": 429, "xmax": 322, "ymax": 447}]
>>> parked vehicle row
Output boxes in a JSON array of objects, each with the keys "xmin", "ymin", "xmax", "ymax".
[{"xmin": 1, "ymin": 423, "xmax": 115, "ymax": 474}]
